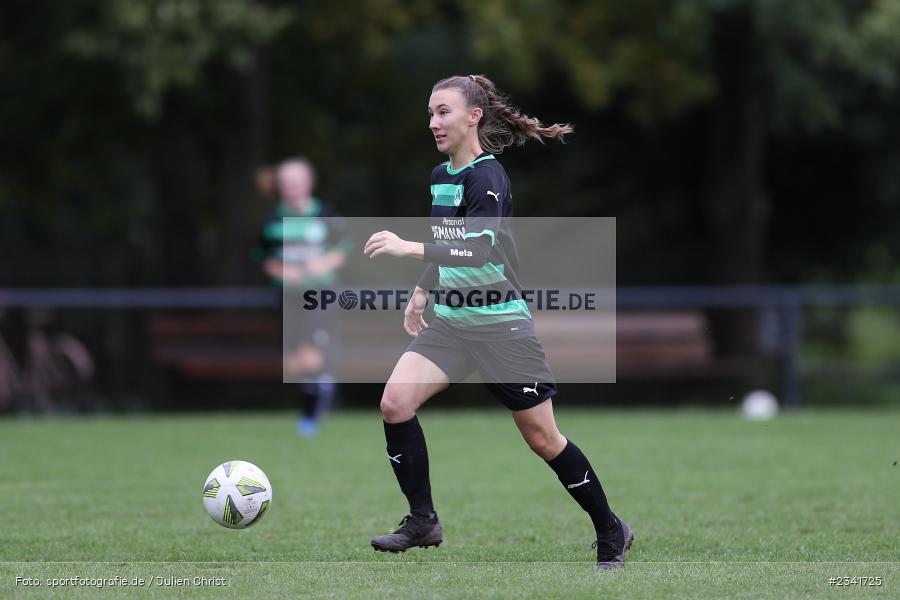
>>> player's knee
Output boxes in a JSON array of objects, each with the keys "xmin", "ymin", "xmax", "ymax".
[
  {"xmin": 523, "ymin": 429, "xmax": 565, "ymax": 460},
  {"xmin": 522, "ymin": 432, "xmax": 553, "ymax": 459},
  {"xmin": 380, "ymin": 383, "xmax": 415, "ymax": 422}
]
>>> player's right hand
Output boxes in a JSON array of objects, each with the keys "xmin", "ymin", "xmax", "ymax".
[
  {"xmin": 280, "ymin": 263, "xmax": 306, "ymax": 284},
  {"xmin": 404, "ymin": 289, "xmax": 429, "ymax": 336}
]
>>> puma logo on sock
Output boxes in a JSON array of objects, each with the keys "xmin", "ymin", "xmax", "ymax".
[{"xmin": 567, "ymin": 471, "xmax": 591, "ymax": 489}]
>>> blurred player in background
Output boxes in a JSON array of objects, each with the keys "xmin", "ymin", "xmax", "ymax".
[
  {"xmin": 258, "ymin": 158, "xmax": 351, "ymax": 436},
  {"xmin": 363, "ymin": 75, "xmax": 632, "ymax": 569}
]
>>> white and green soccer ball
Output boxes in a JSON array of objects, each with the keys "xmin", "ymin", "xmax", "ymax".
[{"xmin": 202, "ymin": 460, "xmax": 272, "ymax": 529}]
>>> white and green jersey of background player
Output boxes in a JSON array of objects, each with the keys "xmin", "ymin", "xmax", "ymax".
[
  {"xmin": 257, "ymin": 198, "xmax": 352, "ymax": 288},
  {"xmin": 417, "ymin": 152, "xmax": 535, "ymax": 341}
]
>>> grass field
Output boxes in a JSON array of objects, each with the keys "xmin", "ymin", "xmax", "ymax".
[{"xmin": 1, "ymin": 408, "xmax": 898, "ymax": 599}]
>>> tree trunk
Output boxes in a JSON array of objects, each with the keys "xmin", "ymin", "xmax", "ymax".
[
  {"xmin": 217, "ymin": 64, "xmax": 269, "ymax": 285},
  {"xmin": 152, "ymin": 121, "xmax": 206, "ymax": 286},
  {"xmin": 704, "ymin": 3, "xmax": 769, "ymax": 357}
]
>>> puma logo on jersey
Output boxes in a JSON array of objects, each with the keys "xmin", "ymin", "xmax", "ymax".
[
  {"xmin": 567, "ymin": 471, "xmax": 591, "ymax": 489},
  {"xmin": 486, "ymin": 191, "xmax": 501, "ymax": 202},
  {"xmin": 523, "ymin": 382, "xmax": 539, "ymax": 396},
  {"xmin": 388, "ymin": 453, "xmax": 403, "ymax": 464}
]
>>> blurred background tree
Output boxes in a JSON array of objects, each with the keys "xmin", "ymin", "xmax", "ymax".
[{"xmin": 2, "ymin": 0, "xmax": 899, "ymax": 302}]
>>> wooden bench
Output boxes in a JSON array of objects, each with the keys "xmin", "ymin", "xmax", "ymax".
[
  {"xmin": 148, "ymin": 314, "xmax": 282, "ymax": 379},
  {"xmin": 148, "ymin": 310, "xmax": 730, "ymax": 382},
  {"xmin": 616, "ymin": 311, "xmax": 714, "ymax": 377}
]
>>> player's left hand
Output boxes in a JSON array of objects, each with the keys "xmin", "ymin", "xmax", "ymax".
[{"xmin": 364, "ymin": 230, "xmax": 410, "ymax": 259}]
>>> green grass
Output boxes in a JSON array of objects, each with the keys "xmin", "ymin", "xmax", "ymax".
[{"xmin": 1, "ymin": 409, "xmax": 898, "ymax": 598}]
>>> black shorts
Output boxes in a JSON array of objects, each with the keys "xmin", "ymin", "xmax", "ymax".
[
  {"xmin": 282, "ymin": 290, "xmax": 338, "ymax": 373},
  {"xmin": 406, "ymin": 317, "xmax": 558, "ymax": 411}
]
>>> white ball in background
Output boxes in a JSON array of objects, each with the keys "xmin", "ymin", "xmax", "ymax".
[{"xmin": 741, "ymin": 389, "xmax": 779, "ymax": 421}]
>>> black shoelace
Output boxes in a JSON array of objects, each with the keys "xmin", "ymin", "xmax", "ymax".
[
  {"xmin": 394, "ymin": 514, "xmax": 423, "ymax": 535},
  {"xmin": 592, "ymin": 538, "xmax": 620, "ymax": 561}
]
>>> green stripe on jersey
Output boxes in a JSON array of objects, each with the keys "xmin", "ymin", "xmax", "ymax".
[
  {"xmin": 264, "ymin": 219, "xmax": 328, "ymax": 242},
  {"xmin": 431, "ymin": 184, "xmax": 465, "ymax": 206},
  {"xmin": 434, "ymin": 298, "xmax": 531, "ymax": 327},
  {"xmin": 439, "ymin": 262, "xmax": 506, "ymax": 288},
  {"xmin": 463, "ymin": 229, "xmax": 496, "ymax": 246}
]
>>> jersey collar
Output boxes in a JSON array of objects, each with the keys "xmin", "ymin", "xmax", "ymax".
[
  {"xmin": 277, "ymin": 197, "xmax": 321, "ymax": 217},
  {"xmin": 446, "ymin": 153, "xmax": 495, "ymax": 175}
]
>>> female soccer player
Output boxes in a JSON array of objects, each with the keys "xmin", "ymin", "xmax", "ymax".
[
  {"xmin": 363, "ymin": 75, "xmax": 632, "ymax": 569},
  {"xmin": 258, "ymin": 158, "xmax": 349, "ymax": 436}
]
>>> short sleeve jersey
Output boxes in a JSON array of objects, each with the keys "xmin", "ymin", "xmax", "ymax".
[
  {"xmin": 257, "ymin": 198, "xmax": 351, "ymax": 288},
  {"xmin": 422, "ymin": 152, "xmax": 534, "ymax": 340}
]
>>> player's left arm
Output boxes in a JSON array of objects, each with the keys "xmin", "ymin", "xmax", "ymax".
[
  {"xmin": 363, "ymin": 169, "xmax": 504, "ymax": 266},
  {"xmin": 307, "ymin": 212, "xmax": 352, "ymax": 276},
  {"xmin": 325, "ymin": 213, "xmax": 354, "ymax": 259}
]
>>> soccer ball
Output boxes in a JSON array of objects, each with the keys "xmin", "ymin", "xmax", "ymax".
[
  {"xmin": 202, "ymin": 460, "xmax": 272, "ymax": 529},
  {"xmin": 741, "ymin": 389, "xmax": 779, "ymax": 421}
]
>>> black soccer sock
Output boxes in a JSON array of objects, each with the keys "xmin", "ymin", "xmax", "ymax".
[
  {"xmin": 299, "ymin": 383, "xmax": 317, "ymax": 419},
  {"xmin": 384, "ymin": 416, "xmax": 434, "ymax": 518},
  {"xmin": 546, "ymin": 439, "xmax": 617, "ymax": 536},
  {"xmin": 314, "ymin": 374, "xmax": 336, "ymax": 415}
]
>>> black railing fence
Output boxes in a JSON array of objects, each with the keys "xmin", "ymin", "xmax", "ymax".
[{"xmin": 3, "ymin": 286, "xmax": 900, "ymax": 409}]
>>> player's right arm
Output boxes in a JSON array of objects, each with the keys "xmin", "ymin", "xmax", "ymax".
[
  {"xmin": 263, "ymin": 258, "xmax": 304, "ymax": 284},
  {"xmin": 258, "ymin": 212, "xmax": 304, "ymax": 284}
]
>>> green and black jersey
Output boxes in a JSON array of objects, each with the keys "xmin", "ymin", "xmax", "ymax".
[
  {"xmin": 417, "ymin": 153, "xmax": 534, "ymax": 340},
  {"xmin": 257, "ymin": 198, "xmax": 351, "ymax": 288}
]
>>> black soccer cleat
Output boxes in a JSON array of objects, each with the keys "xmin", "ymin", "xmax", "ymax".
[
  {"xmin": 371, "ymin": 513, "xmax": 443, "ymax": 553},
  {"xmin": 593, "ymin": 515, "xmax": 634, "ymax": 570}
]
